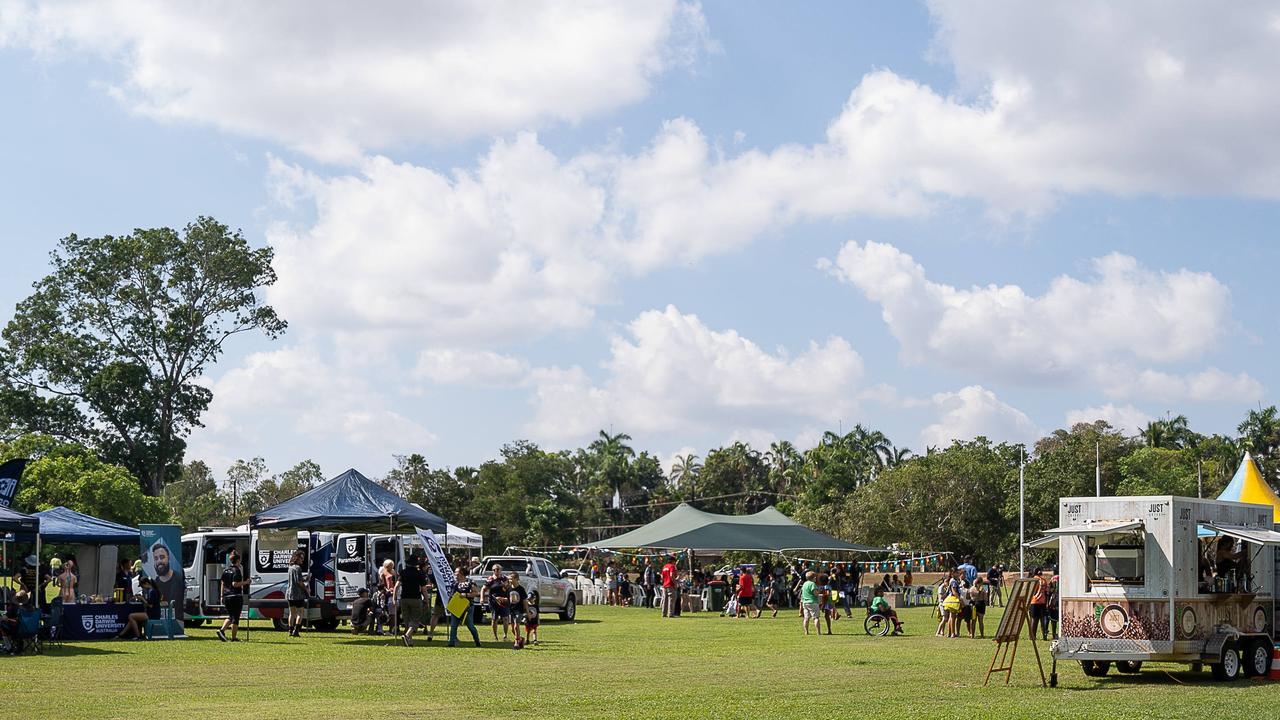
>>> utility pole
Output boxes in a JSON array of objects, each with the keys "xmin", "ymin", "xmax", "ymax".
[
  {"xmin": 1019, "ymin": 446, "xmax": 1025, "ymax": 577},
  {"xmin": 1197, "ymin": 459, "xmax": 1203, "ymax": 499},
  {"xmin": 1095, "ymin": 441, "xmax": 1101, "ymax": 497}
]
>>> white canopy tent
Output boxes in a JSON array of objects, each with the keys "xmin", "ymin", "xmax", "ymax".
[{"xmin": 444, "ymin": 523, "xmax": 483, "ymax": 552}]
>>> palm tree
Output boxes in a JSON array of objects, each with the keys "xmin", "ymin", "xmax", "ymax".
[
  {"xmin": 766, "ymin": 441, "xmax": 803, "ymax": 494},
  {"xmin": 887, "ymin": 445, "xmax": 912, "ymax": 467},
  {"xmin": 669, "ymin": 453, "xmax": 701, "ymax": 493},
  {"xmin": 1143, "ymin": 420, "xmax": 1167, "ymax": 448}
]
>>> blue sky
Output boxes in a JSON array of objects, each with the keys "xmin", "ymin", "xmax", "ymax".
[{"xmin": 2, "ymin": 1, "xmax": 1277, "ymax": 480}]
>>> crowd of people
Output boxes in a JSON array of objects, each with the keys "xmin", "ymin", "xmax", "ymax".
[{"xmin": 347, "ymin": 553, "xmax": 537, "ymax": 650}]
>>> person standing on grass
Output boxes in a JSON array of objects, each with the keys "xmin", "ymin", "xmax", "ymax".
[
  {"xmin": 958, "ymin": 556, "xmax": 978, "ymax": 588},
  {"xmin": 763, "ymin": 572, "xmax": 782, "ymax": 618},
  {"xmin": 839, "ymin": 564, "xmax": 856, "ymax": 616},
  {"xmin": 217, "ymin": 550, "xmax": 249, "ymax": 642},
  {"xmin": 448, "ymin": 567, "xmax": 481, "ymax": 648},
  {"xmin": 1044, "ymin": 574, "xmax": 1059, "ymax": 641},
  {"xmin": 660, "ymin": 555, "xmax": 678, "ymax": 618},
  {"xmin": 484, "ymin": 563, "xmax": 509, "ymax": 641},
  {"xmin": 969, "ymin": 577, "xmax": 988, "ymax": 638},
  {"xmin": 507, "ymin": 572, "xmax": 528, "ymax": 649},
  {"xmin": 736, "ymin": 567, "xmax": 755, "ymax": 619},
  {"xmin": 605, "ymin": 560, "xmax": 619, "ymax": 606},
  {"xmin": 642, "ymin": 558, "xmax": 656, "ymax": 609},
  {"xmin": 377, "ymin": 559, "xmax": 398, "ymax": 634},
  {"xmin": 800, "ymin": 571, "xmax": 821, "ymax": 635},
  {"xmin": 397, "ymin": 555, "xmax": 429, "ymax": 647},
  {"xmin": 1027, "ymin": 567, "xmax": 1048, "ymax": 641},
  {"xmin": 286, "ymin": 550, "xmax": 308, "ymax": 637}
]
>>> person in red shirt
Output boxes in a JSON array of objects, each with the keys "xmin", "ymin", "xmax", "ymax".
[
  {"xmin": 736, "ymin": 568, "xmax": 755, "ymax": 619},
  {"xmin": 660, "ymin": 556, "xmax": 678, "ymax": 618}
]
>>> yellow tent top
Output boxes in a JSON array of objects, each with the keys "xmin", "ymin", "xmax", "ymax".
[{"xmin": 1217, "ymin": 452, "xmax": 1280, "ymax": 524}]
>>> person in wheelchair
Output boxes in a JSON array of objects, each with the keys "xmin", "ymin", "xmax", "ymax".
[{"xmin": 869, "ymin": 591, "xmax": 904, "ymax": 635}]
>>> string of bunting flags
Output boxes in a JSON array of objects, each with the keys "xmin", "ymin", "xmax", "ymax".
[
  {"xmin": 778, "ymin": 550, "xmax": 954, "ymax": 573},
  {"xmin": 504, "ymin": 545, "xmax": 691, "ymax": 561}
]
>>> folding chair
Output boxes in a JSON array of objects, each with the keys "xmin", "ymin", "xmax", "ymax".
[
  {"xmin": 14, "ymin": 609, "xmax": 42, "ymax": 654},
  {"xmin": 42, "ymin": 603, "xmax": 63, "ymax": 650}
]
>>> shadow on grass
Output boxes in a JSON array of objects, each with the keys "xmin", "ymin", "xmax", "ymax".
[
  {"xmin": 38, "ymin": 645, "xmax": 128, "ymax": 656},
  {"xmin": 336, "ymin": 637, "xmax": 557, "ymax": 651},
  {"xmin": 1057, "ymin": 670, "xmax": 1265, "ymax": 691}
]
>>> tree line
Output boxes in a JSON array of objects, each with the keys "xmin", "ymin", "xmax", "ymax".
[{"xmin": 4, "ymin": 407, "xmax": 1278, "ymax": 561}]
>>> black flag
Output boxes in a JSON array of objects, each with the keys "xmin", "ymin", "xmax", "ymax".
[{"xmin": 0, "ymin": 458, "xmax": 28, "ymax": 509}]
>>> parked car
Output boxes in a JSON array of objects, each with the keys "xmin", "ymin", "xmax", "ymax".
[{"xmin": 468, "ymin": 556, "xmax": 577, "ymax": 621}]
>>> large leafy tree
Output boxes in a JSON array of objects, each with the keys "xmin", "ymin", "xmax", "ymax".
[
  {"xmin": 161, "ymin": 460, "xmax": 231, "ymax": 531},
  {"xmin": 0, "ymin": 217, "xmax": 286, "ymax": 494},
  {"xmin": 0, "ymin": 434, "xmax": 167, "ymax": 526},
  {"xmin": 382, "ymin": 453, "xmax": 472, "ymax": 522},
  {"xmin": 1238, "ymin": 406, "xmax": 1280, "ymax": 481}
]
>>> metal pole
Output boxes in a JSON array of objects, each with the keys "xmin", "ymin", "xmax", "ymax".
[
  {"xmin": 1095, "ymin": 441, "xmax": 1101, "ymax": 497},
  {"xmin": 1197, "ymin": 460, "xmax": 1203, "ymax": 499},
  {"xmin": 1019, "ymin": 447, "xmax": 1025, "ymax": 577}
]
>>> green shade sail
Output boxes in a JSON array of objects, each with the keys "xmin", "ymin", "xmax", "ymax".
[{"xmin": 589, "ymin": 503, "xmax": 878, "ymax": 553}]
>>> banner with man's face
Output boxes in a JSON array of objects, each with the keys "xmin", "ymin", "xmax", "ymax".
[{"xmin": 140, "ymin": 524, "xmax": 185, "ymax": 620}]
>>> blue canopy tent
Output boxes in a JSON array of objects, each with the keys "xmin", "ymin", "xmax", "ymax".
[
  {"xmin": 249, "ymin": 468, "xmax": 446, "ymax": 534},
  {"xmin": 32, "ymin": 506, "xmax": 139, "ymax": 545},
  {"xmin": 29, "ymin": 507, "xmax": 139, "ymax": 599},
  {"xmin": 0, "ymin": 507, "xmax": 40, "ymax": 593},
  {"xmin": 0, "ymin": 506, "xmax": 39, "ymax": 536}
]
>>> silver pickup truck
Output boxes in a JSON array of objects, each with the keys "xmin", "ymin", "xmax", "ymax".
[{"xmin": 469, "ymin": 555, "xmax": 578, "ymax": 621}]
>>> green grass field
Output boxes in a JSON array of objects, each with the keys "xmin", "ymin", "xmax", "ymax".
[{"xmin": 4, "ymin": 603, "xmax": 1278, "ymax": 719}]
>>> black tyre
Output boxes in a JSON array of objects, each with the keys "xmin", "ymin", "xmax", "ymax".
[
  {"xmin": 1080, "ymin": 660, "xmax": 1111, "ymax": 677},
  {"xmin": 1115, "ymin": 661, "xmax": 1143, "ymax": 674},
  {"xmin": 559, "ymin": 595, "xmax": 576, "ymax": 621},
  {"xmin": 864, "ymin": 613, "xmax": 890, "ymax": 636},
  {"xmin": 272, "ymin": 618, "xmax": 289, "ymax": 632},
  {"xmin": 1244, "ymin": 638, "xmax": 1272, "ymax": 677},
  {"xmin": 183, "ymin": 619, "xmax": 206, "ymax": 629},
  {"xmin": 1211, "ymin": 641, "xmax": 1240, "ymax": 681},
  {"xmin": 311, "ymin": 619, "xmax": 339, "ymax": 632}
]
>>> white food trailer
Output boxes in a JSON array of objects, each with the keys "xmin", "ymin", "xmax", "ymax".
[{"xmin": 1031, "ymin": 495, "xmax": 1279, "ymax": 681}]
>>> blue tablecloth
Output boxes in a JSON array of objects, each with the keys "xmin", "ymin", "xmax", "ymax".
[{"xmin": 60, "ymin": 603, "xmax": 144, "ymax": 640}]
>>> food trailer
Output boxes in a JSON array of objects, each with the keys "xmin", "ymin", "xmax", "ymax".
[{"xmin": 1031, "ymin": 495, "xmax": 1279, "ymax": 681}]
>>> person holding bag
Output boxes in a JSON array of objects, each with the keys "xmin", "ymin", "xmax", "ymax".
[{"xmin": 447, "ymin": 567, "xmax": 480, "ymax": 648}]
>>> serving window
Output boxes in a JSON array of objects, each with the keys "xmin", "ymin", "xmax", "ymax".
[{"xmin": 1085, "ymin": 532, "xmax": 1145, "ymax": 588}]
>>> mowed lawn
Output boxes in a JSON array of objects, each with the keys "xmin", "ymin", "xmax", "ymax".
[{"xmin": 4, "ymin": 603, "xmax": 1279, "ymax": 719}]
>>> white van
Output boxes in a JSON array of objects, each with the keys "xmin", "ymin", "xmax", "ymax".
[{"xmin": 182, "ymin": 528, "xmax": 345, "ymax": 630}]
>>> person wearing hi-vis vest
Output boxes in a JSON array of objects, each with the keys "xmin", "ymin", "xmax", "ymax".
[{"xmin": 447, "ymin": 567, "xmax": 480, "ymax": 647}]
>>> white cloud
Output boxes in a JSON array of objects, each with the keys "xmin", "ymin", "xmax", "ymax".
[
  {"xmin": 526, "ymin": 305, "xmax": 864, "ymax": 443},
  {"xmin": 1103, "ymin": 368, "xmax": 1266, "ymax": 405},
  {"xmin": 265, "ymin": 139, "xmax": 613, "ymax": 345},
  {"xmin": 413, "ymin": 349, "xmax": 529, "ymax": 387},
  {"xmin": 0, "ymin": 0, "xmax": 711, "ymax": 161},
  {"xmin": 1064, "ymin": 404, "xmax": 1153, "ymax": 436},
  {"xmin": 921, "ymin": 385, "xmax": 1041, "ymax": 448},
  {"xmin": 188, "ymin": 346, "xmax": 436, "ymax": 475},
  {"xmin": 824, "ymin": 241, "xmax": 1253, "ymax": 393}
]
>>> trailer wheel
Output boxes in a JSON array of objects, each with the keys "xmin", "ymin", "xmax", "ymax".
[
  {"xmin": 272, "ymin": 618, "xmax": 289, "ymax": 632},
  {"xmin": 1115, "ymin": 661, "xmax": 1143, "ymax": 674},
  {"xmin": 1080, "ymin": 660, "xmax": 1111, "ymax": 677},
  {"xmin": 1211, "ymin": 641, "xmax": 1240, "ymax": 681},
  {"xmin": 311, "ymin": 619, "xmax": 339, "ymax": 632},
  {"xmin": 1243, "ymin": 638, "xmax": 1272, "ymax": 677}
]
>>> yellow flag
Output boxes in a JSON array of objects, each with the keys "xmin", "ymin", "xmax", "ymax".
[{"xmin": 447, "ymin": 592, "xmax": 471, "ymax": 619}]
